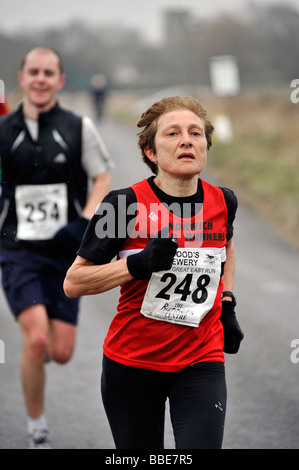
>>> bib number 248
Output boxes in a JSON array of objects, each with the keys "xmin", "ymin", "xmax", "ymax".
[{"xmin": 155, "ymin": 272, "xmax": 210, "ymax": 304}]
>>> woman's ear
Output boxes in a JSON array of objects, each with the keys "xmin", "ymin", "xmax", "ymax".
[{"xmin": 144, "ymin": 146, "xmax": 156, "ymax": 163}]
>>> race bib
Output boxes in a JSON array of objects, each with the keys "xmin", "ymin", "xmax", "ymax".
[
  {"xmin": 15, "ymin": 183, "xmax": 68, "ymax": 240},
  {"xmin": 141, "ymin": 247, "xmax": 223, "ymax": 327}
]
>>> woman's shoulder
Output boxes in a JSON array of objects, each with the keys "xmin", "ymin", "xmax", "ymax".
[
  {"xmin": 219, "ymin": 186, "xmax": 238, "ymax": 211},
  {"xmin": 102, "ymin": 186, "xmax": 137, "ymax": 207}
]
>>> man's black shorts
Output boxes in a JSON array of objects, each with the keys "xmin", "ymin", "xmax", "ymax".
[{"xmin": 0, "ymin": 249, "xmax": 79, "ymax": 325}]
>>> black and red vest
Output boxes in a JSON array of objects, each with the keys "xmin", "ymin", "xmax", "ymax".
[{"xmin": 103, "ymin": 178, "xmax": 228, "ymax": 371}]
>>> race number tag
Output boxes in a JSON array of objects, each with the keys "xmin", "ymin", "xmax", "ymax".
[
  {"xmin": 141, "ymin": 247, "xmax": 222, "ymax": 327},
  {"xmin": 15, "ymin": 183, "xmax": 68, "ymax": 240}
]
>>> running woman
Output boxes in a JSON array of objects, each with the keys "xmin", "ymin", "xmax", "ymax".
[{"xmin": 64, "ymin": 95, "xmax": 243, "ymax": 449}]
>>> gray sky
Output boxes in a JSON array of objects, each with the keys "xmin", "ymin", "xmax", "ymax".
[{"xmin": 1, "ymin": 0, "xmax": 298, "ymax": 43}]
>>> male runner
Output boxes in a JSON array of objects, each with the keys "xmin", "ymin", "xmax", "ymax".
[{"xmin": 0, "ymin": 47, "xmax": 114, "ymax": 448}]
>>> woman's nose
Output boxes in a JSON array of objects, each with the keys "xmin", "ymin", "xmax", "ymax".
[
  {"xmin": 180, "ymin": 138, "xmax": 192, "ymax": 148},
  {"xmin": 179, "ymin": 131, "xmax": 193, "ymax": 147},
  {"xmin": 181, "ymin": 142, "xmax": 192, "ymax": 147}
]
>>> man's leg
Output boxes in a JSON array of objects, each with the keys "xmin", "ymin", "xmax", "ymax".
[
  {"xmin": 18, "ymin": 306, "xmax": 76, "ymax": 448},
  {"xmin": 19, "ymin": 304, "xmax": 49, "ymax": 419},
  {"xmin": 48, "ymin": 318, "xmax": 76, "ymax": 364},
  {"xmin": 19, "ymin": 310, "xmax": 77, "ymax": 415}
]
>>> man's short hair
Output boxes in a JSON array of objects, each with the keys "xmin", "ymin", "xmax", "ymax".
[{"xmin": 20, "ymin": 47, "xmax": 64, "ymax": 74}]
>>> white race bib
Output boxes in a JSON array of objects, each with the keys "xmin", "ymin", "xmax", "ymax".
[
  {"xmin": 141, "ymin": 247, "xmax": 223, "ymax": 327},
  {"xmin": 15, "ymin": 183, "xmax": 68, "ymax": 240}
]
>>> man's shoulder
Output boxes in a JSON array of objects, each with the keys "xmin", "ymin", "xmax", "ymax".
[
  {"xmin": 50, "ymin": 104, "xmax": 82, "ymax": 136},
  {"xmin": 0, "ymin": 109, "xmax": 23, "ymax": 143},
  {"xmin": 55, "ymin": 103, "xmax": 82, "ymax": 122},
  {"xmin": 0, "ymin": 108, "xmax": 19, "ymax": 128}
]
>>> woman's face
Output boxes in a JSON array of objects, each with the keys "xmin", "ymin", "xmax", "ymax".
[{"xmin": 145, "ymin": 109, "xmax": 208, "ymax": 179}]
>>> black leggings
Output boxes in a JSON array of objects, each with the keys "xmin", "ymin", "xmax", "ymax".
[{"xmin": 101, "ymin": 355, "xmax": 227, "ymax": 449}]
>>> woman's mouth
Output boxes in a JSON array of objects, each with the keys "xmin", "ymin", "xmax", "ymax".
[{"xmin": 178, "ymin": 153, "xmax": 195, "ymax": 160}]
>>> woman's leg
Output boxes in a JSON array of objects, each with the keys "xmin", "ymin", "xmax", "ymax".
[
  {"xmin": 169, "ymin": 362, "xmax": 227, "ymax": 449},
  {"xmin": 101, "ymin": 356, "xmax": 168, "ymax": 449}
]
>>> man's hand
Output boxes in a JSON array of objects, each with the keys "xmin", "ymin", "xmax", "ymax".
[{"xmin": 54, "ymin": 217, "xmax": 89, "ymax": 252}]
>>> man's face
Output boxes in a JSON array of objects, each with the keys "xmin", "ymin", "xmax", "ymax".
[{"xmin": 18, "ymin": 50, "xmax": 65, "ymax": 112}]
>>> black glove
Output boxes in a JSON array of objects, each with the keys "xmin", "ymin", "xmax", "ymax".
[
  {"xmin": 127, "ymin": 229, "xmax": 178, "ymax": 280},
  {"xmin": 220, "ymin": 300, "xmax": 244, "ymax": 354},
  {"xmin": 54, "ymin": 217, "xmax": 89, "ymax": 252}
]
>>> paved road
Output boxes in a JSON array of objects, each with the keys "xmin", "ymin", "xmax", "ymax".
[{"xmin": 1, "ymin": 107, "xmax": 299, "ymax": 449}]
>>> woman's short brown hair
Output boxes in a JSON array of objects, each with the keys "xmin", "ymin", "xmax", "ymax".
[{"xmin": 137, "ymin": 96, "xmax": 214, "ymax": 175}]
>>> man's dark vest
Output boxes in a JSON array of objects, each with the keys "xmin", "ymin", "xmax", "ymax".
[{"xmin": 0, "ymin": 103, "xmax": 86, "ymax": 250}]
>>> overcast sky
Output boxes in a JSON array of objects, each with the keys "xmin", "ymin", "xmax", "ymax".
[{"xmin": 2, "ymin": 0, "xmax": 298, "ymax": 43}]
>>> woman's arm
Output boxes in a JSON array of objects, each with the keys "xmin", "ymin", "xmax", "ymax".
[
  {"xmin": 64, "ymin": 234, "xmax": 178, "ymax": 298},
  {"xmin": 65, "ymin": 186, "xmax": 138, "ymax": 298},
  {"xmin": 222, "ymin": 238, "xmax": 235, "ymax": 297},
  {"xmin": 63, "ymin": 255, "xmax": 133, "ymax": 298}
]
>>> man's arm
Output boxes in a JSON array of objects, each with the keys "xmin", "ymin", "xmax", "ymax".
[{"xmin": 81, "ymin": 172, "xmax": 111, "ymax": 219}]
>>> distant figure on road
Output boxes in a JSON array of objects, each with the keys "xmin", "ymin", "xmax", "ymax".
[
  {"xmin": 0, "ymin": 47, "xmax": 114, "ymax": 449},
  {"xmin": 64, "ymin": 95, "xmax": 243, "ymax": 449},
  {"xmin": 90, "ymin": 73, "xmax": 107, "ymax": 121}
]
